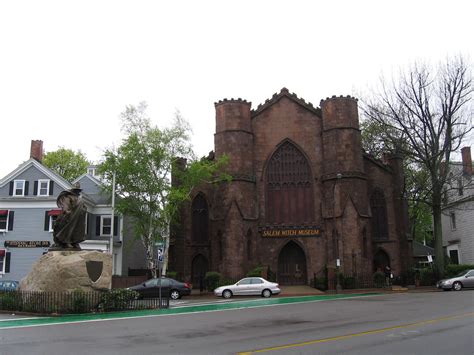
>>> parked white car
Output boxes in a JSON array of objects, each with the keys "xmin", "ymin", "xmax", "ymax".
[
  {"xmin": 436, "ymin": 269, "xmax": 474, "ymax": 291},
  {"xmin": 214, "ymin": 277, "xmax": 280, "ymax": 298}
]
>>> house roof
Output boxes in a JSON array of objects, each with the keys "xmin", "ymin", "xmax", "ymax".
[
  {"xmin": 0, "ymin": 158, "xmax": 71, "ymax": 191},
  {"xmin": 251, "ymin": 87, "xmax": 321, "ymax": 118},
  {"xmin": 413, "ymin": 241, "xmax": 434, "ymax": 257},
  {"xmin": 73, "ymin": 173, "xmax": 111, "ymax": 205},
  {"xmin": 73, "ymin": 172, "xmax": 103, "ymax": 186}
]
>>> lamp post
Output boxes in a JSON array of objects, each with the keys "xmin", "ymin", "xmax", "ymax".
[
  {"xmin": 334, "ymin": 173, "xmax": 342, "ymax": 293},
  {"xmin": 110, "ymin": 172, "xmax": 116, "ymax": 257}
]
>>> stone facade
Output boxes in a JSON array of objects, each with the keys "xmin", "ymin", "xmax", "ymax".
[{"xmin": 170, "ymin": 88, "xmax": 412, "ymax": 287}]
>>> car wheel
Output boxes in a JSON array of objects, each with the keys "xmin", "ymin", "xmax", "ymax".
[
  {"xmin": 452, "ymin": 281, "xmax": 463, "ymax": 291},
  {"xmin": 170, "ymin": 290, "xmax": 181, "ymax": 300},
  {"xmin": 262, "ymin": 289, "xmax": 272, "ymax": 298},
  {"xmin": 222, "ymin": 290, "xmax": 232, "ymax": 299}
]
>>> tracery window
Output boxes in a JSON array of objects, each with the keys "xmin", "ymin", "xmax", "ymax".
[
  {"xmin": 266, "ymin": 141, "xmax": 314, "ymax": 224},
  {"xmin": 191, "ymin": 193, "xmax": 208, "ymax": 243},
  {"xmin": 370, "ymin": 189, "xmax": 388, "ymax": 240}
]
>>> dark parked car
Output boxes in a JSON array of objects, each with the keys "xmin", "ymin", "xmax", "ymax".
[
  {"xmin": 128, "ymin": 277, "xmax": 192, "ymax": 300},
  {"xmin": 0, "ymin": 280, "xmax": 19, "ymax": 291}
]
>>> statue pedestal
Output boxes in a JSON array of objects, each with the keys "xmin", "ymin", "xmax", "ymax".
[{"xmin": 19, "ymin": 250, "xmax": 112, "ymax": 292}]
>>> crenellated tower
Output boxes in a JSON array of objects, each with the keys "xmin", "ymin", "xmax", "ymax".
[
  {"xmin": 213, "ymin": 98, "xmax": 257, "ymax": 279},
  {"xmin": 320, "ymin": 96, "xmax": 369, "ymax": 276}
]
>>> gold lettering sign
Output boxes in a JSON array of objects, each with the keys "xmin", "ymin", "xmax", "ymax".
[
  {"xmin": 4, "ymin": 241, "xmax": 51, "ymax": 248},
  {"xmin": 260, "ymin": 228, "xmax": 320, "ymax": 238}
]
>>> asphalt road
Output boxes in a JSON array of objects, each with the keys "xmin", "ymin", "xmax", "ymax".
[{"xmin": 0, "ymin": 291, "xmax": 473, "ymax": 355}]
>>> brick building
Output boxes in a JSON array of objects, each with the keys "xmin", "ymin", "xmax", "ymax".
[{"xmin": 169, "ymin": 88, "xmax": 412, "ymax": 287}]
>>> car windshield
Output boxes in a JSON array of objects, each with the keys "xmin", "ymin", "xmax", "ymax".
[{"xmin": 453, "ymin": 270, "xmax": 469, "ymax": 278}]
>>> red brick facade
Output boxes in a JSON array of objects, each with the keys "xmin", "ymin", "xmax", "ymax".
[{"xmin": 170, "ymin": 88, "xmax": 412, "ymax": 287}]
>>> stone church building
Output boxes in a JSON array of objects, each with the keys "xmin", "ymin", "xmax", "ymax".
[{"xmin": 169, "ymin": 88, "xmax": 412, "ymax": 287}]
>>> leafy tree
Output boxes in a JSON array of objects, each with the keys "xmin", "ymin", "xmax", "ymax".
[
  {"xmin": 362, "ymin": 56, "xmax": 473, "ymax": 275},
  {"xmin": 43, "ymin": 148, "xmax": 90, "ymax": 182},
  {"xmin": 361, "ymin": 120, "xmax": 433, "ymax": 245},
  {"xmin": 99, "ymin": 102, "xmax": 228, "ymax": 278}
]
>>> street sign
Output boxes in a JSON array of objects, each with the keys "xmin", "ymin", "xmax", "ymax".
[
  {"xmin": 157, "ymin": 248, "xmax": 163, "ymax": 262},
  {"xmin": 427, "ymin": 254, "xmax": 433, "ymax": 263}
]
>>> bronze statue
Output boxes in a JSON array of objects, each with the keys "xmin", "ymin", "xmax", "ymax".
[{"xmin": 50, "ymin": 183, "xmax": 86, "ymax": 250}]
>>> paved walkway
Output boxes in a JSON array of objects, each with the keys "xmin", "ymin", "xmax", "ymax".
[{"xmin": 189, "ymin": 285, "xmax": 438, "ymax": 299}]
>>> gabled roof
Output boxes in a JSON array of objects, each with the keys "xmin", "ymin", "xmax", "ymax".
[
  {"xmin": 413, "ymin": 241, "xmax": 434, "ymax": 257},
  {"xmin": 73, "ymin": 172, "xmax": 103, "ymax": 187},
  {"xmin": 73, "ymin": 173, "xmax": 111, "ymax": 205},
  {"xmin": 251, "ymin": 87, "xmax": 321, "ymax": 118},
  {"xmin": 0, "ymin": 158, "xmax": 71, "ymax": 191}
]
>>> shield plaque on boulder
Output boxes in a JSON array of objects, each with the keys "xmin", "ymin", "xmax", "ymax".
[{"xmin": 86, "ymin": 260, "xmax": 103, "ymax": 282}]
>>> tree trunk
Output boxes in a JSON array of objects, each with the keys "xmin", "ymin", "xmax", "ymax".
[
  {"xmin": 432, "ymin": 200, "xmax": 444, "ymax": 277},
  {"xmin": 144, "ymin": 237, "xmax": 157, "ymax": 279}
]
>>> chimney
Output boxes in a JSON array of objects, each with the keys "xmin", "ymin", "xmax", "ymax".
[
  {"xmin": 461, "ymin": 146, "xmax": 472, "ymax": 176},
  {"xmin": 30, "ymin": 140, "xmax": 44, "ymax": 162}
]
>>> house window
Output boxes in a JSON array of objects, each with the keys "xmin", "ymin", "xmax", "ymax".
[
  {"xmin": 101, "ymin": 216, "xmax": 112, "ymax": 236},
  {"xmin": 95, "ymin": 215, "xmax": 118, "ymax": 237},
  {"xmin": 0, "ymin": 210, "xmax": 13, "ymax": 231},
  {"xmin": 49, "ymin": 215, "xmax": 58, "ymax": 232},
  {"xmin": 44, "ymin": 210, "xmax": 61, "ymax": 232},
  {"xmin": 457, "ymin": 178, "xmax": 463, "ymax": 196},
  {"xmin": 14, "ymin": 180, "xmax": 25, "ymax": 196},
  {"xmin": 0, "ymin": 250, "xmax": 5, "ymax": 273},
  {"xmin": 38, "ymin": 179, "xmax": 50, "ymax": 196},
  {"xmin": 0, "ymin": 211, "xmax": 8, "ymax": 231},
  {"xmin": 449, "ymin": 249, "xmax": 459, "ymax": 264},
  {"xmin": 450, "ymin": 211, "xmax": 456, "ymax": 230}
]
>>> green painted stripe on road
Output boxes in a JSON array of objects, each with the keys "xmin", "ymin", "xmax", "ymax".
[{"xmin": 0, "ymin": 293, "xmax": 379, "ymax": 330}]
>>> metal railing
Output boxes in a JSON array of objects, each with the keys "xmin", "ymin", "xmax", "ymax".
[{"xmin": 0, "ymin": 289, "xmax": 169, "ymax": 314}]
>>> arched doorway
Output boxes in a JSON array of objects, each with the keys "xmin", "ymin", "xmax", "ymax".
[
  {"xmin": 277, "ymin": 242, "xmax": 307, "ymax": 285},
  {"xmin": 191, "ymin": 254, "xmax": 209, "ymax": 289},
  {"xmin": 373, "ymin": 249, "xmax": 390, "ymax": 272}
]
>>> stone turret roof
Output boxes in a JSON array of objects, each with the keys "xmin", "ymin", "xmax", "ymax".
[{"xmin": 251, "ymin": 87, "xmax": 321, "ymax": 118}]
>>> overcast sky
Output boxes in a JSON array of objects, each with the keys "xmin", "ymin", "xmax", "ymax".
[{"xmin": 1, "ymin": 0, "xmax": 472, "ymax": 178}]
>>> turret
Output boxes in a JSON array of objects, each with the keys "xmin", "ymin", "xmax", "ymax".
[
  {"xmin": 214, "ymin": 98, "xmax": 253, "ymax": 177},
  {"xmin": 321, "ymin": 95, "xmax": 364, "ymax": 176},
  {"xmin": 213, "ymin": 98, "xmax": 256, "ymax": 280},
  {"xmin": 320, "ymin": 95, "xmax": 368, "ymax": 279}
]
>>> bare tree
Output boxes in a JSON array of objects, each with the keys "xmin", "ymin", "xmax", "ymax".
[{"xmin": 362, "ymin": 56, "xmax": 473, "ymax": 274}]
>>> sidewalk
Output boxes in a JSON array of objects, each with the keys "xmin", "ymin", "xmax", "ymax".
[{"xmin": 188, "ymin": 285, "xmax": 439, "ymax": 300}]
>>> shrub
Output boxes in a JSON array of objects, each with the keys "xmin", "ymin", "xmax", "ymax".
[
  {"xmin": 419, "ymin": 268, "xmax": 436, "ymax": 286},
  {"xmin": 71, "ymin": 290, "xmax": 89, "ymax": 313},
  {"xmin": 218, "ymin": 278, "xmax": 236, "ymax": 287},
  {"xmin": 166, "ymin": 271, "xmax": 178, "ymax": 279},
  {"xmin": 99, "ymin": 289, "xmax": 139, "ymax": 311},
  {"xmin": 445, "ymin": 264, "xmax": 474, "ymax": 278},
  {"xmin": 343, "ymin": 276, "xmax": 356, "ymax": 289},
  {"xmin": 204, "ymin": 271, "xmax": 221, "ymax": 292},
  {"xmin": 373, "ymin": 272, "xmax": 385, "ymax": 288},
  {"xmin": 313, "ymin": 277, "xmax": 327, "ymax": 291},
  {"xmin": 266, "ymin": 268, "xmax": 276, "ymax": 282},
  {"xmin": 246, "ymin": 266, "xmax": 264, "ymax": 277},
  {"xmin": 0, "ymin": 292, "xmax": 22, "ymax": 311}
]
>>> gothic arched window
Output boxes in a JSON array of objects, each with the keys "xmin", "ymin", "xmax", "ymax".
[
  {"xmin": 370, "ymin": 189, "xmax": 388, "ymax": 240},
  {"xmin": 266, "ymin": 141, "xmax": 314, "ymax": 224},
  {"xmin": 192, "ymin": 193, "xmax": 208, "ymax": 243}
]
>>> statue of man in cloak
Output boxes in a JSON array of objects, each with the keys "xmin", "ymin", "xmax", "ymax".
[{"xmin": 50, "ymin": 183, "xmax": 86, "ymax": 250}]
